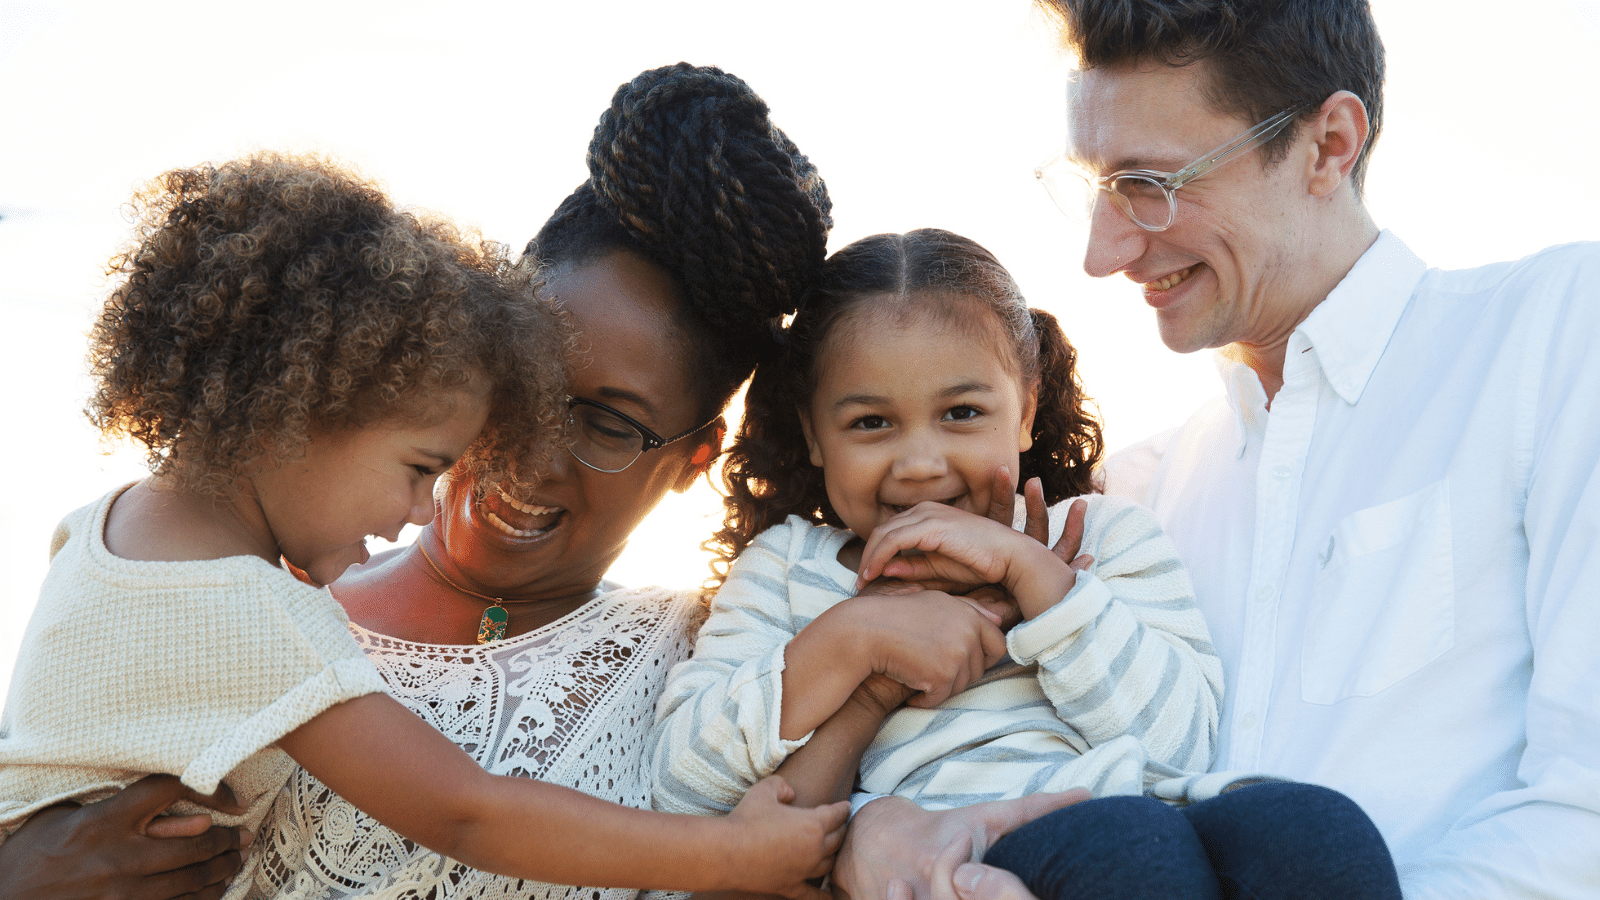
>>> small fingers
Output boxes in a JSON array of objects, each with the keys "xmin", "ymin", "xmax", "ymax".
[
  {"xmin": 1050, "ymin": 499, "xmax": 1089, "ymax": 564},
  {"xmin": 1069, "ymin": 554, "xmax": 1093, "ymax": 573},
  {"xmin": 1021, "ymin": 478, "xmax": 1049, "ymax": 545},
  {"xmin": 822, "ymin": 800, "xmax": 851, "ymax": 834},
  {"xmin": 978, "ymin": 618, "xmax": 1009, "ymax": 669},
  {"xmin": 984, "ymin": 467, "xmax": 1016, "ymax": 526},
  {"xmin": 957, "ymin": 596, "xmax": 1004, "ymax": 627}
]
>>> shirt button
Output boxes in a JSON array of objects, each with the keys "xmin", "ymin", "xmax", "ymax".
[
  {"xmin": 1241, "ymin": 712, "xmax": 1259, "ymax": 730},
  {"xmin": 1255, "ymin": 585, "xmax": 1274, "ymax": 602},
  {"xmin": 1271, "ymin": 464, "xmax": 1291, "ymax": 479}
]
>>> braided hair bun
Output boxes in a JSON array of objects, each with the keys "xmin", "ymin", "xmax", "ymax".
[{"xmin": 532, "ymin": 63, "xmax": 833, "ymax": 420}]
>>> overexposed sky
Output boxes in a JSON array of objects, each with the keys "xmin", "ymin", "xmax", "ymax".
[{"xmin": 2, "ymin": 0, "xmax": 1597, "ymax": 695}]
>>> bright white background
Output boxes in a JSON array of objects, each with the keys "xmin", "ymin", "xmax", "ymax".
[{"xmin": 2, "ymin": 0, "xmax": 1596, "ymax": 697}]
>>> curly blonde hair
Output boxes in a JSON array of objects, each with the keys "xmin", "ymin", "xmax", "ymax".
[{"xmin": 87, "ymin": 152, "xmax": 568, "ymax": 497}]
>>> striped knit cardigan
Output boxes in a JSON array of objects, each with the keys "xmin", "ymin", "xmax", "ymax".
[{"xmin": 650, "ymin": 494, "xmax": 1234, "ymax": 816}]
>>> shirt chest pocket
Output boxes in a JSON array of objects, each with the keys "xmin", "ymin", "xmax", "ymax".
[{"xmin": 1300, "ymin": 479, "xmax": 1455, "ymax": 705}]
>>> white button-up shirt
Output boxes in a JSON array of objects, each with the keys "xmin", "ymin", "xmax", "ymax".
[{"xmin": 1104, "ymin": 232, "xmax": 1600, "ymax": 899}]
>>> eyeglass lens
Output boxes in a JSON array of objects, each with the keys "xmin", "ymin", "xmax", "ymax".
[
  {"xmin": 1103, "ymin": 175, "xmax": 1175, "ymax": 230},
  {"xmin": 1036, "ymin": 163, "xmax": 1173, "ymax": 231},
  {"xmin": 567, "ymin": 404, "xmax": 644, "ymax": 472}
]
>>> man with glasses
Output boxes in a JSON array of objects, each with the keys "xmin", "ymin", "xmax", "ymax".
[
  {"xmin": 840, "ymin": 2, "xmax": 1598, "ymax": 898},
  {"xmin": 1027, "ymin": 1, "xmax": 1599, "ymax": 898}
]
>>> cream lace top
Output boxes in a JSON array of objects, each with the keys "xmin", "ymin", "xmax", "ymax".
[{"xmin": 248, "ymin": 585, "xmax": 700, "ymax": 900}]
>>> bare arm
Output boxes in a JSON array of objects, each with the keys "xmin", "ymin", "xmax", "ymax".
[
  {"xmin": 280, "ymin": 692, "xmax": 847, "ymax": 897},
  {"xmin": 770, "ymin": 674, "xmax": 916, "ymax": 809}
]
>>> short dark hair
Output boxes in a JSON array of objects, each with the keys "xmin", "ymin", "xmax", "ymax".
[
  {"xmin": 712, "ymin": 228, "xmax": 1104, "ymax": 579},
  {"xmin": 1040, "ymin": 0, "xmax": 1385, "ymax": 191},
  {"xmin": 529, "ymin": 63, "xmax": 833, "ymax": 425}
]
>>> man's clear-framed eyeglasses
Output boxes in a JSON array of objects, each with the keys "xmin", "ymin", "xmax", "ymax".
[
  {"xmin": 1035, "ymin": 107, "xmax": 1303, "ymax": 233},
  {"xmin": 566, "ymin": 396, "xmax": 713, "ymax": 473}
]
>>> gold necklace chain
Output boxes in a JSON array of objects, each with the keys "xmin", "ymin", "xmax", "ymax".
[{"xmin": 415, "ymin": 542, "xmax": 537, "ymax": 644}]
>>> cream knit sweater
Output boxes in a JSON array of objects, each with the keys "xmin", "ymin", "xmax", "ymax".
[{"xmin": 0, "ymin": 486, "xmax": 388, "ymax": 850}]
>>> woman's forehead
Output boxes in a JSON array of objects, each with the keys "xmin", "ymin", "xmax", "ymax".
[{"xmin": 545, "ymin": 252, "xmax": 696, "ymax": 426}]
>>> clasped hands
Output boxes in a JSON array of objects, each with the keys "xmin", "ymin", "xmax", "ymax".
[{"xmin": 831, "ymin": 469, "xmax": 1094, "ymax": 900}]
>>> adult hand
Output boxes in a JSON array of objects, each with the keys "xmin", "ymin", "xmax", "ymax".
[
  {"xmin": 831, "ymin": 790, "xmax": 1088, "ymax": 900},
  {"xmin": 950, "ymin": 863, "xmax": 1037, "ymax": 900},
  {"xmin": 907, "ymin": 832, "xmax": 1040, "ymax": 900},
  {"xmin": 0, "ymin": 774, "xmax": 249, "ymax": 900}
]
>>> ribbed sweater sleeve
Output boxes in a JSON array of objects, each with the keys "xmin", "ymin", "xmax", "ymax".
[
  {"xmin": 1007, "ymin": 495, "xmax": 1222, "ymax": 772},
  {"xmin": 648, "ymin": 518, "xmax": 813, "ymax": 816}
]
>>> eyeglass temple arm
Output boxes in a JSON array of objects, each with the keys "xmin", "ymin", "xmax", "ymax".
[{"xmin": 1169, "ymin": 108, "xmax": 1303, "ymax": 189}]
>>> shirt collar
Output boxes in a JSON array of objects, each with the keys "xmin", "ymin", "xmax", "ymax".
[
  {"xmin": 1212, "ymin": 230, "xmax": 1427, "ymax": 456},
  {"xmin": 1294, "ymin": 230, "xmax": 1427, "ymax": 406}
]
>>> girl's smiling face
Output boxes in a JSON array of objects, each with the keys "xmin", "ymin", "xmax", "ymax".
[{"xmin": 799, "ymin": 299, "xmax": 1037, "ymax": 543}]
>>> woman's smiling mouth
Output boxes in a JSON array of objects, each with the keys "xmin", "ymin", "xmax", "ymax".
[{"xmin": 484, "ymin": 487, "xmax": 564, "ymax": 537}]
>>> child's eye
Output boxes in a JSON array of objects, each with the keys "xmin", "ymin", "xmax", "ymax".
[
  {"xmin": 944, "ymin": 405, "xmax": 983, "ymax": 422},
  {"xmin": 413, "ymin": 464, "xmax": 438, "ymax": 477},
  {"xmin": 850, "ymin": 415, "xmax": 890, "ymax": 431}
]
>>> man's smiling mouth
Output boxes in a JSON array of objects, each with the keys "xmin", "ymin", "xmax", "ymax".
[{"xmin": 1144, "ymin": 263, "xmax": 1198, "ymax": 292}]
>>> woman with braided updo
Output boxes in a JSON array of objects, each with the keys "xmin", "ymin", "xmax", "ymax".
[{"xmin": 0, "ymin": 63, "xmax": 863, "ymax": 900}]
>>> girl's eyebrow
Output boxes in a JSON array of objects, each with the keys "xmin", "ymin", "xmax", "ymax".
[
  {"xmin": 831, "ymin": 381, "xmax": 995, "ymax": 412},
  {"xmin": 940, "ymin": 381, "xmax": 995, "ymax": 398},
  {"xmin": 832, "ymin": 392, "xmax": 888, "ymax": 411}
]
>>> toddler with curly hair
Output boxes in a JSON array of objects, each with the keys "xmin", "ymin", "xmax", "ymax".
[
  {"xmin": 0, "ymin": 153, "xmax": 846, "ymax": 897},
  {"xmin": 652, "ymin": 228, "xmax": 1401, "ymax": 900}
]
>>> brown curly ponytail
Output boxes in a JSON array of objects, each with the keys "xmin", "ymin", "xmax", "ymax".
[
  {"xmin": 529, "ymin": 62, "xmax": 833, "ymax": 424},
  {"xmin": 713, "ymin": 228, "xmax": 1104, "ymax": 580}
]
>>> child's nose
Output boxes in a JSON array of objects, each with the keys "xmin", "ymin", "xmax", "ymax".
[
  {"xmin": 407, "ymin": 480, "xmax": 439, "ymax": 527},
  {"xmin": 890, "ymin": 436, "xmax": 949, "ymax": 481}
]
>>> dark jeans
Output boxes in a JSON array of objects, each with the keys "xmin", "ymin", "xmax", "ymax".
[{"xmin": 983, "ymin": 782, "xmax": 1402, "ymax": 900}]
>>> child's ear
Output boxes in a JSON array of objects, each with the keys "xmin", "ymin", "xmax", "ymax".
[
  {"xmin": 798, "ymin": 408, "xmax": 824, "ymax": 467},
  {"xmin": 672, "ymin": 418, "xmax": 727, "ymax": 493},
  {"xmin": 1018, "ymin": 382, "xmax": 1038, "ymax": 453}
]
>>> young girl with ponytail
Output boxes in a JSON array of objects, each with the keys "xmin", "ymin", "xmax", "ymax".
[{"xmin": 651, "ymin": 228, "xmax": 1402, "ymax": 900}]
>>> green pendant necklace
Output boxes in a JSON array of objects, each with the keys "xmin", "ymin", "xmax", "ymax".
[{"xmin": 416, "ymin": 543, "xmax": 521, "ymax": 644}]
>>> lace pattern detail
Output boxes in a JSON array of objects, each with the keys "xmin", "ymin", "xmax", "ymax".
[{"xmin": 249, "ymin": 586, "xmax": 697, "ymax": 900}]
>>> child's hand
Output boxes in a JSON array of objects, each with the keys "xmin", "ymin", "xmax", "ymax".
[
  {"xmin": 856, "ymin": 488, "xmax": 1093, "ymax": 621},
  {"xmin": 846, "ymin": 591, "xmax": 1008, "ymax": 708},
  {"xmin": 723, "ymin": 776, "xmax": 849, "ymax": 899}
]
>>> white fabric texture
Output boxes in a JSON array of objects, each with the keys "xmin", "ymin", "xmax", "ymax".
[
  {"xmin": 649, "ymin": 494, "xmax": 1225, "ymax": 816},
  {"xmin": 1102, "ymin": 232, "xmax": 1600, "ymax": 899},
  {"xmin": 0, "ymin": 486, "xmax": 389, "ymax": 899},
  {"xmin": 249, "ymin": 585, "xmax": 698, "ymax": 900}
]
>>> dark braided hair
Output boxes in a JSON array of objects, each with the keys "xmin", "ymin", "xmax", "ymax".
[
  {"xmin": 713, "ymin": 228, "xmax": 1104, "ymax": 578},
  {"xmin": 528, "ymin": 62, "xmax": 833, "ymax": 424}
]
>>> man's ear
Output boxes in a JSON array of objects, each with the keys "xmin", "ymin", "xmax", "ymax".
[
  {"xmin": 672, "ymin": 418, "xmax": 726, "ymax": 493},
  {"xmin": 1305, "ymin": 90, "xmax": 1369, "ymax": 198},
  {"xmin": 798, "ymin": 408, "xmax": 824, "ymax": 467}
]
